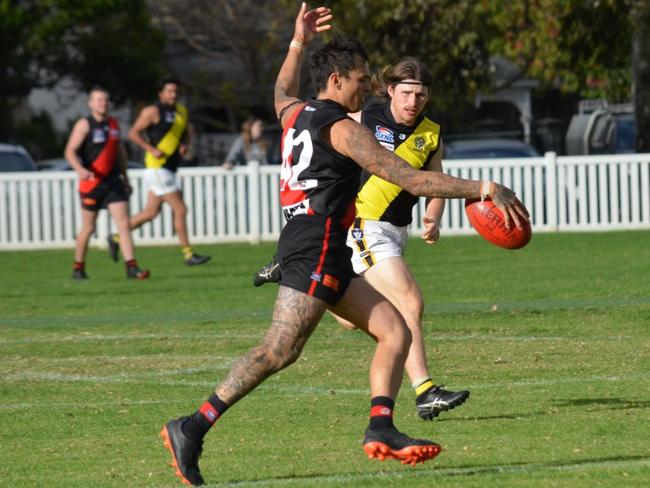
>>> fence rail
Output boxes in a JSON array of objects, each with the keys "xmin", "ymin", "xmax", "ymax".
[{"xmin": 1, "ymin": 153, "xmax": 649, "ymax": 250}]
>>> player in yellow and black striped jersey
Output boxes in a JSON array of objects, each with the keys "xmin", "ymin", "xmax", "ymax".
[
  {"xmin": 255, "ymin": 58, "xmax": 470, "ymax": 420},
  {"xmin": 107, "ymin": 76, "xmax": 210, "ymax": 266}
]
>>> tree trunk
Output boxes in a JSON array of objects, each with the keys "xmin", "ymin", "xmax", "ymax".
[{"xmin": 633, "ymin": 1, "xmax": 650, "ymax": 152}]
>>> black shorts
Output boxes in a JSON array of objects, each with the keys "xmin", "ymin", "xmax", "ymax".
[
  {"xmin": 79, "ymin": 178, "xmax": 129, "ymax": 211},
  {"xmin": 278, "ymin": 215, "xmax": 356, "ymax": 306}
]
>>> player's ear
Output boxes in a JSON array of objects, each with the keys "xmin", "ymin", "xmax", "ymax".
[{"xmin": 330, "ymin": 72, "xmax": 342, "ymax": 90}]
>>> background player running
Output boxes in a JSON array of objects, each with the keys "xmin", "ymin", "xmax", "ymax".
[
  {"xmin": 160, "ymin": 4, "xmax": 528, "ymax": 486},
  {"xmin": 64, "ymin": 87, "xmax": 149, "ymax": 280},
  {"xmin": 107, "ymin": 76, "xmax": 210, "ymax": 266},
  {"xmin": 255, "ymin": 58, "xmax": 470, "ymax": 420}
]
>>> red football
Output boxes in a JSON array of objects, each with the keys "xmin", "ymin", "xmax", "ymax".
[{"xmin": 464, "ymin": 198, "xmax": 531, "ymax": 249}]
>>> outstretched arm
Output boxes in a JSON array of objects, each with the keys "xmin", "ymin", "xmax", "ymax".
[
  {"xmin": 329, "ymin": 118, "xmax": 529, "ymax": 229},
  {"xmin": 274, "ymin": 3, "xmax": 332, "ymax": 126}
]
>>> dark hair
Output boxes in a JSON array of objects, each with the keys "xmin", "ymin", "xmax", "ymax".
[
  {"xmin": 157, "ymin": 75, "xmax": 181, "ymax": 93},
  {"xmin": 308, "ymin": 33, "xmax": 369, "ymax": 94},
  {"xmin": 372, "ymin": 57, "xmax": 433, "ymax": 99}
]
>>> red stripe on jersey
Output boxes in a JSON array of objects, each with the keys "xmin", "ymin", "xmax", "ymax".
[
  {"xmin": 308, "ymin": 216, "xmax": 332, "ymax": 296},
  {"xmin": 370, "ymin": 405, "xmax": 393, "ymax": 418},
  {"xmin": 79, "ymin": 117, "xmax": 120, "ymax": 193},
  {"xmin": 280, "ymin": 103, "xmax": 307, "ymax": 207}
]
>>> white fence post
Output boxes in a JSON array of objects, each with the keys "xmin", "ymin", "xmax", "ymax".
[
  {"xmin": 247, "ymin": 160, "xmax": 261, "ymax": 244},
  {"xmin": 544, "ymin": 151, "xmax": 558, "ymax": 231}
]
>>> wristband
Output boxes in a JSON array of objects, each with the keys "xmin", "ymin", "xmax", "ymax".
[{"xmin": 289, "ymin": 39, "xmax": 304, "ymax": 52}]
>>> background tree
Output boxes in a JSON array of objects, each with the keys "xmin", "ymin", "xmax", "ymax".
[
  {"xmin": 0, "ymin": 0, "xmax": 164, "ymax": 144},
  {"xmin": 150, "ymin": 0, "xmax": 296, "ymax": 131}
]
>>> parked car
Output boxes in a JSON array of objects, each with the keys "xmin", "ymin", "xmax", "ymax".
[
  {"xmin": 444, "ymin": 138, "xmax": 541, "ymax": 159},
  {"xmin": 37, "ymin": 158, "xmax": 144, "ymax": 171},
  {"xmin": 0, "ymin": 144, "xmax": 38, "ymax": 172}
]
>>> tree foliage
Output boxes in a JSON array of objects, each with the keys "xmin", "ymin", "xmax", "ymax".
[
  {"xmin": 479, "ymin": 0, "xmax": 633, "ymax": 101},
  {"xmin": 0, "ymin": 0, "xmax": 164, "ymax": 138}
]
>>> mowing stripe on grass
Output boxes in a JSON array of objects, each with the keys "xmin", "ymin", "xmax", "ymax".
[
  {"xmin": 0, "ymin": 331, "xmax": 637, "ymax": 345},
  {"xmin": 196, "ymin": 456, "xmax": 650, "ymax": 487},
  {"xmin": 2, "ymin": 295, "xmax": 649, "ymax": 330}
]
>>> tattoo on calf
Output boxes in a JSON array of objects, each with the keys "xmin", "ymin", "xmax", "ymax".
[{"xmin": 216, "ymin": 287, "xmax": 326, "ymax": 405}]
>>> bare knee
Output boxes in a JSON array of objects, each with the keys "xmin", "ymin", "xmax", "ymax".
[
  {"xmin": 401, "ymin": 292, "xmax": 424, "ymax": 329},
  {"xmin": 253, "ymin": 342, "xmax": 302, "ymax": 374},
  {"xmin": 174, "ymin": 203, "xmax": 187, "ymax": 220}
]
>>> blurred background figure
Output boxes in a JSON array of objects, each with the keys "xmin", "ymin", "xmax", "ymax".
[{"xmin": 222, "ymin": 116, "xmax": 269, "ymax": 169}]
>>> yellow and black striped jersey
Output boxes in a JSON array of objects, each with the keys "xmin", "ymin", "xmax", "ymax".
[
  {"xmin": 355, "ymin": 103, "xmax": 440, "ymax": 226},
  {"xmin": 145, "ymin": 102, "xmax": 188, "ymax": 172}
]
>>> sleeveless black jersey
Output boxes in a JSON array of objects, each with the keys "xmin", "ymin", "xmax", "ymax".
[
  {"xmin": 280, "ymin": 99, "xmax": 361, "ymax": 229},
  {"xmin": 145, "ymin": 101, "xmax": 187, "ymax": 172},
  {"xmin": 78, "ymin": 116, "xmax": 120, "ymax": 180},
  {"xmin": 356, "ymin": 103, "xmax": 441, "ymax": 226}
]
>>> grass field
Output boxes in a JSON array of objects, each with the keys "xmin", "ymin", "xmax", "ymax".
[{"xmin": 1, "ymin": 230, "xmax": 649, "ymax": 487}]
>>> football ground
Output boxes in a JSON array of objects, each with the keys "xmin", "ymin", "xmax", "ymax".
[{"xmin": 1, "ymin": 230, "xmax": 649, "ymax": 487}]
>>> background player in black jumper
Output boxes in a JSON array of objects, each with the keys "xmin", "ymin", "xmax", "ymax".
[
  {"xmin": 160, "ymin": 4, "xmax": 529, "ymax": 486},
  {"xmin": 107, "ymin": 76, "xmax": 210, "ymax": 266},
  {"xmin": 64, "ymin": 87, "xmax": 149, "ymax": 280}
]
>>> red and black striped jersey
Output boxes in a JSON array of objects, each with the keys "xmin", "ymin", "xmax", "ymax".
[
  {"xmin": 280, "ymin": 99, "xmax": 361, "ymax": 229},
  {"xmin": 78, "ymin": 116, "xmax": 121, "ymax": 179}
]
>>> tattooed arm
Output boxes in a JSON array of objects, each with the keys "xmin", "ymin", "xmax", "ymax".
[
  {"xmin": 274, "ymin": 4, "xmax": 333, "ymax": 126},
  {"xmin": 328, "ymin": 118, "xmax": 529, "ymax": 229}
]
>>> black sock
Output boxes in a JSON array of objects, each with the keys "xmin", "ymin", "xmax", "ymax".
[
  {"xmin": 368, "ymin": 396, "xmax": 395, "ymax": 430},
  {"xmin": 183, "ymin": 393, "xmax": 229, "ymax": 440}
]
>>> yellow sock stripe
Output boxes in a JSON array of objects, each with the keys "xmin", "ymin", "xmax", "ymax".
[{"xmin": 415, "ymin": 379, "xmax": 434, "ymax": 396}]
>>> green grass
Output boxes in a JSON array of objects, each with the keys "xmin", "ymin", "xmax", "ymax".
[{"xmin": 1, "ymin": 230, "xmax": 649, "ymax": 487}]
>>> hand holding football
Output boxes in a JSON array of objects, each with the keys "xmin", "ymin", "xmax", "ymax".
[{"xmin": 464, "ymin": 198, "xmax": 531, "ymax": 249}]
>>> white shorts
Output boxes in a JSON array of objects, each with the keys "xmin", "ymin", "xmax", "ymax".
[
  {"xmin": 143, "ymin": 168, "xmax": 181, "ymax": 196},
  {"xmin": 346, "ymin": 218, "xmax": 408, "ymax": 275}
]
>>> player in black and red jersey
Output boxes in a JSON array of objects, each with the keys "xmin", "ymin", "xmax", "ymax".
[
  {"xmin": 64, "ymin": 87, "xmax": 149, "ymax": 280},
  {"xmin": 160, "ymin": 5, "xmax": 528, "ymax": 486}
]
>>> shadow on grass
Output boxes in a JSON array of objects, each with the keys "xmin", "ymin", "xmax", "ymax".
[
  {"xmin": 206, "ymin": 453, "xmax": 650, "ymax": 486},
  {"xmin": 553, "ymin": 398, "xmax": 650, "ymax": 410}
]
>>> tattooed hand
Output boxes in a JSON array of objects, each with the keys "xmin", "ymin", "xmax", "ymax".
[{"xmin": 490, "ymin": 183, "xmax": 530, "ymax": 230}]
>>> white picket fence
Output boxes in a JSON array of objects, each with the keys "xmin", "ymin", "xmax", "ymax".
[{"xmin": 1, "ymin": 153, "xmax": 649, "ymax": 250}]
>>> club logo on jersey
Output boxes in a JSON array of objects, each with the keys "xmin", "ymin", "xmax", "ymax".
[
  {"xmin": 109, "ymin": 128, "xmax": 120, "ymax": 139},
  {"xmin": 398, "ymin": 133, "xmax": 406, "ymax": 140},
  {"xmin": 414, "ymin": 136, "xmax": 425, "ymax": 152},
  {"xmin": 92, "ymin": 129, "xmax": 106, "ymax": 144},
  {"xmin": 310, "ymin": 272, "xmax": 322, "ymax": 282},
  {"xmin": 375, "ymin": 125, "xmax": 394, "ymax": 143},
  {"xmin": 304, "ymin": 106, "xmax": 316, "ymax": 111},
  {"xmin": 351, "ymin": 228, "xmax": 363, "ymax": 241},
  {"xmin": 165, "ymin": 111, "xmax": 176, "ymax": 123}
]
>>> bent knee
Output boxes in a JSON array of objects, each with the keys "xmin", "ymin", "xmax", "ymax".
[{"xmin": 255, "ymin": 344, "xmax": 301, "ymax": 373}]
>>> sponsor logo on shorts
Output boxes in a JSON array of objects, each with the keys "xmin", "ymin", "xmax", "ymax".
[
  {"xmin": 82, "ymin": 197, "xmax": 97, "ymax": 206},
  {"xmin": 322, "ymin": 274, "xmax": 340, "ymax": 291},
  {"xmin": 310, "ymin": 272, "xmax": 322, "ymax": 282},
  {"xmin": 375, "ymin": 125, "xmax": 394, "ymax": 143}
]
